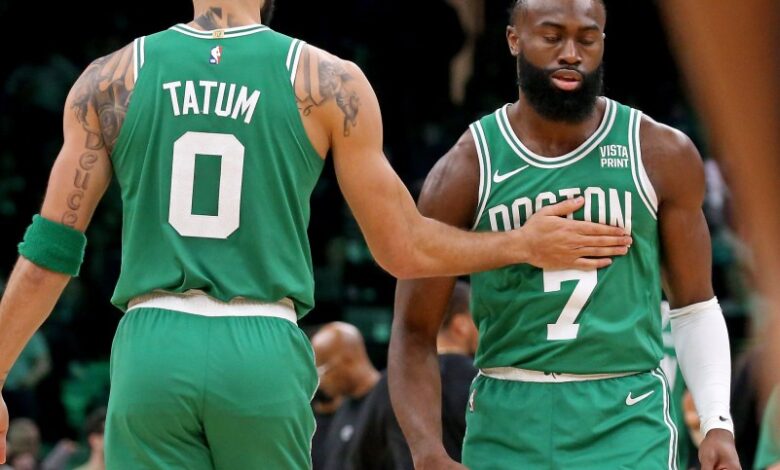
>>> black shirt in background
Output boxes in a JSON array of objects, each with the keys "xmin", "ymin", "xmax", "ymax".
[
  {"xmin": 312, "ymin": 408, "xmax": 337, "ymax": 470},
  {"xmin": 349, "ymin": 353, "xmax": 478, "ymax": 469},
  {"xmin": 439, "ymin": 353, "xmax": 478, "ymax": 461},
  {"xmin": 321, "ymin": 394, "xmax": 370, "ymax": 470}
]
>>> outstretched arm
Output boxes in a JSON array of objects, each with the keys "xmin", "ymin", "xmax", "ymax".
[
  {"xmin": 297, "ymin": 45, "xmax": 632, "ymax": 279},
  {"xmin": 643, "ymin": 116, "xmax": 741, "ymax": 470},
  {"xmin": 0, "ymin": 44, "xmax": 128, "ymax": 463}
]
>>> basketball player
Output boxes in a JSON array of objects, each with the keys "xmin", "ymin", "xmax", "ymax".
[
  {"xmin": 389, "ymin": 1, "xmax": 740, "ymax": 469},
  {"xmin": 0, "ymin": 0, "xmax": 634, "ymax": 468}
]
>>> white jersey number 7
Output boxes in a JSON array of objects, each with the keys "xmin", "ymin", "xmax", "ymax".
[{"xmin": 544, "ymin": 269, "xmax": 598, "ymax": 340}]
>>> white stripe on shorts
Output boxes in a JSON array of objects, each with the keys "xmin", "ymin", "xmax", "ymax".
[{"xmin": 651, "ymin": 368, "xmax": 679, "ymax": 470}]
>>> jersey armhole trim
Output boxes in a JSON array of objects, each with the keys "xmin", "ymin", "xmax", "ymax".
[
  {"xmin": 628, "ymin": 109, "xmax": 658, "ymax": 219},
  {"xmin": 283, "ymin": 39, "xmax": 324, "ymax": 165},
  {"xmin": 133, "ymin": 36, "xmax": 146, "ymax": 84},
  {"xmin": 286, "ymin": 38, "xmax": 300, "ymax": 70},
  {"xmin": 287, "ymin": 39, "xmax": 305, "ymax": 85},
  {"xmin": 471, "ymin": 121, "xmax": 492, "ymax": 231},
  {"xmin": 633, "ymin": 111, "xmax": 659, "ymax": 212}
]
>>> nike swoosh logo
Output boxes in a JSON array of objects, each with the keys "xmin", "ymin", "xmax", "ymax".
[
  {"xmin": 493, "ymin": 165, "xmax": 530, "ymax": 184},
  {"xmin": 625, "ymin": 390, "xmax": 654, "ymax": 406}
]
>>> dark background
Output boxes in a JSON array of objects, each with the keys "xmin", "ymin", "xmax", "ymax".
[{"xmin": 0, "ymin": 0, "xmax": 756, "ymax": 453}]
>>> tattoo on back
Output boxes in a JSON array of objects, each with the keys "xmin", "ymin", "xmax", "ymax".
[
  {"xmin": 63, "ymin": 44, "xmax": 133, "ymax": 226},
  {"xmin": 296, "ymin": 48, "xmax": 360, "ymax": 137}
]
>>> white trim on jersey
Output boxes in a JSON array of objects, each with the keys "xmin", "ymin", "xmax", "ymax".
[
  {"xmin": 633, "ymin": 110, "xmax": 659, "ymax": 212},
  {"xmin": 495, "ymin": 98, "xmax": 616, "ymax": 169},
  {"xmin": 286, "ymin": 39, "xmax": 300, "ymax": 71},
  {"xmin": 651, "ymin": 369, "xmax": 679, "ymax": 470},
  {"xmin": 290, "ymin": 41, "xmax": 305, "ymax": 85},
  {"xmin": 139, "ymin": 36, "xmax": 146, "ymax": 69},
  {"xmin": 471, "ymin": 121, "xmax": 493, "ymax": 230},
  {"xmin": 469, "ymin": 123, "xmax": 485, "ymax": 230},
  {"xmin": 628, "ymin": 109, "xmax": 658, "ymax": 219},
  {"xmin": 175, "ymin": 23, "xmax": 268, "ymax": 34},
  {"xmin": 132, "ymin": 37, "xmax": 141, "ymax": 84},
  {"xmin": 170, "ymin": 24, "xmax": 270, "ymax": 39}
]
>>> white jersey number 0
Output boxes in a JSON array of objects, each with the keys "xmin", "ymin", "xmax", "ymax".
[{"xmin": 169, "ymin": 131, "xmax": 245, "ymax": 239}]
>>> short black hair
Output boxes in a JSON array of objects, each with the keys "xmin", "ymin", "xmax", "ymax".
[{"xmin": 509, "ymin": 0, "xmax": 606, "ymax": 24}]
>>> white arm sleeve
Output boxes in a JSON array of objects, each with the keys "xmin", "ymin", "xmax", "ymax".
[{"xmin": 670, "ymin": 297, "xmax": 734, "ymax": 436}]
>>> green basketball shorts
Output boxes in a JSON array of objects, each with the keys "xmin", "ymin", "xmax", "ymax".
[
  {"xmin": 104, "ymin": 294, "xmax": 317, "ymax": 470},
  {"xmin": 462, "ymin": 368, "xmax": 679, "ymax": 470}
]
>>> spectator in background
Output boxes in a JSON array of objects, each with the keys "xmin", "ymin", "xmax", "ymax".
[
  {"xmin": 74, "ymin": 407, "xmax": 106, "ymax": 470},
  {"xmin": 5, "ymin": 418, "xmax": 39, "ymax": 470},
  {"xmin": 5, "ymin": 417, "xmax": 76, "ymax": 470},
  {"xmin": 3, "ymin": 332, "xmax": 51, "ymax": 422},
  {"xmin": 312, "ymin": 322, "xmax": 380, "ymax": 470},
  {"xmin": 349, "ymin": 281, "xmax": 478, "ymax": 469}
]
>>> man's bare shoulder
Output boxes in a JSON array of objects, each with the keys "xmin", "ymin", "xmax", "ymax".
[
  {"xmin": 638, "ymin": 113, "xmax": 704, "ymax": 205},
  {"xmin": 426, "ymin": 130, "xmax": 479, "ymax": 190},
  {"xmin": 294, "ymin": 44, "xmax": 368, "ymax": 138},
  {"xmin": 639, "ymin": 114, "xmax": 698, "ymax": 160},
  {"xmin": 67, "ymin": 42, "xmax": 135, "ymax": 154},
  {"xmin": 418, "ymin": 130, "xmax": 480, "ymax": 226}
]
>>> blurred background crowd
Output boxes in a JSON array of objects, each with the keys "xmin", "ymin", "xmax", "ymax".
[{"xmin": 0, "ymin": 0, "xmax": 772, "ymax": 469}]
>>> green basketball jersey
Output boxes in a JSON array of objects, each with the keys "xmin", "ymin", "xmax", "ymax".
[
  {"xmin": 110, "ymin": 24, "xmax": 323, "ymax": 317},
  {"xmin": 470, "ymin": 98, "xmax": 663, "ymax": 373}
]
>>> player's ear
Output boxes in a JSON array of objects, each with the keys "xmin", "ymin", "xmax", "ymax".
[{"xmin": 507, "ymin": 25, "xmax": 521, "ymax": 57}]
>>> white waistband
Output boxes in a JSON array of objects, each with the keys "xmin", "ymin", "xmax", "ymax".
[
  {"xmin": 127, "ymin": 291, "xmax": 297, "ymax": 324},
  {"xmin": 479, "ymin": 367, "xmax": 639, "ymax": 383}
]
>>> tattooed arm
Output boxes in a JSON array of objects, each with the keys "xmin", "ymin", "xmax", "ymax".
[
  {"xmin": 294, "ymin": 46, "xmax": 629, "ymax": 278},
  {"xmin": 55, "ymin": 43, "xmax": 132, "ymax": 227},
  {"xmin": 0, "ymin": 44, "xmax": 131, "ymax": 463}
]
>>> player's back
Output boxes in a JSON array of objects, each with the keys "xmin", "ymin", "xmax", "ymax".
[{"xmin": 110, "ymin": 24, "xmax": 323, "ymax": 317}]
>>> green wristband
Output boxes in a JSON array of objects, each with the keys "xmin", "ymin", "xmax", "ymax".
[{"xmin": 17, "ymin": 215, "xmax": 87, "ymax": 276}]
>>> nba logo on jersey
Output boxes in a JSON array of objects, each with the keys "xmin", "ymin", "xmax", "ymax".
[{"xmin": 209, "ymin": 46, "xmax": 223, "ymax": 65}]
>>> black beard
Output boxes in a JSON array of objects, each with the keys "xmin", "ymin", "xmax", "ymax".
[
  {"xmin": 261, "ymin": 0, "xmax": 276, "ymax": 25},
  {"xmin": 516, "ymin": 53, "xmax": 603, "ymax": 123}
]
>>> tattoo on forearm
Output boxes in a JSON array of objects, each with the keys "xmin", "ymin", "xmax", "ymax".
[
  {"xmin": 64, "ymin": 44, "xmax": 133, "ymax": 226},
  {"xmin": 296, "ymin": 48, "xmax": 360, "ymax": 136},
  {"xmin": 193, "ymin": 7, "xmax": 241, "ymax": 29}
]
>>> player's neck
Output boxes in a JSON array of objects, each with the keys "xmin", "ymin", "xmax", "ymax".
[
  {"xmin": 190, "ymin": 2, "xmax": 262, "ymax": 30},
  {"xmin": 510, "ymin": 95, "xmax": 605, "ymax": 156}
]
